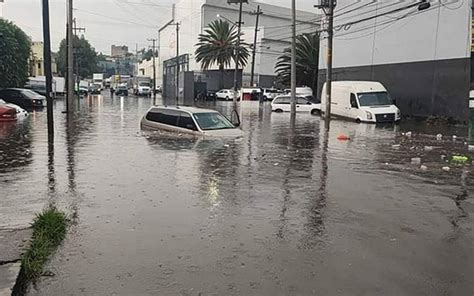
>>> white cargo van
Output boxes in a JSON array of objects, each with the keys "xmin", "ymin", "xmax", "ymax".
[{"xmin": 321, "ymin": 81, "xmax": 401, "ymax": 123}]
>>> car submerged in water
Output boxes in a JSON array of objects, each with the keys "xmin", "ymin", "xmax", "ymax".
[{"xmin": 140, "ymin": 106, "xmax": 243, "ymax": 137}]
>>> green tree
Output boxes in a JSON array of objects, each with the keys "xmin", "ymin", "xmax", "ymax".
[
  {"xmin": 57, "ymin": 35, "xmax": 98, "ymax": 78},
  {"xmin": 195, "ymin": 19, "xmax": 250, "ymax": 89},
  {"xmin": 0, "ymin": 19, "xmax": 31, "ymax": 88},
  {"xmin": 275, "ymin": 33, "xmax": 320, "ymax": 93},
  {"xmin": 141, "ymin": 48, "xmax": 157, "ymax": 62}
]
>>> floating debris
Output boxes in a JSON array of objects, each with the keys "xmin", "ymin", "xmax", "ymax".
[
  {"xmin": 411, "ymin": 157, "xmax": 421, "ymax": 165},
  {"xmin": 442, "ymin": 166, "xmax": 450, "ymax": 172}
]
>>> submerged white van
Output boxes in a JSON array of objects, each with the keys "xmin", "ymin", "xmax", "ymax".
[
  {"xmin": 321, "ymin": 81, "xmax": 401, "ymax": 123},
  {"xmin": 141, "ymin": 106, "xmax": 244, "ymax": 137}
]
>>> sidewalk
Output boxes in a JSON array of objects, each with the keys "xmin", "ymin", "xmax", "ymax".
[{"xmin": 0, "ymin": 229, "xmax": 31, "ymax": 296}]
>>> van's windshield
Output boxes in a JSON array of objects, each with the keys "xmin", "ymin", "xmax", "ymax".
[
  {"xmin": 358, "ymin": 92, "xmax": 392, "ymax": 106},
  {"xmin": 193, "ymin": 112, "xmax": 235, "ymax": 130}
]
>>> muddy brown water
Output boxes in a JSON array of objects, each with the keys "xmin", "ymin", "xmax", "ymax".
[{"xmin": 1, "ymin": 94, "xmax": 473, "ymax": 295}]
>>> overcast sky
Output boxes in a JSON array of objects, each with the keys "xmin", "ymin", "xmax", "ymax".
[{"xmin": 2, "ymin": 0, "xmax": 316, "ymax": 54}]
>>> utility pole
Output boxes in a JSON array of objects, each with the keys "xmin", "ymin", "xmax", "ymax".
[
  {"xmin": 233, "ymin": 0, "xmax": 244, "ymax": 109},
  {"xmin": 290, "ymin": 0, "xmax": 296, "ymax": 117},
  {"xmin": 66, "ymin": 0, "xmax": 74, "ymax": 113},
  {"xmin": 175, "ymin": 22, "xmax": 180, "ymax": 106},
  {"xmin": 147, "ymin": 38, "xmax": 157, "ymax": 104},
  {"xmin": 325, "ymin": 0, "xmax": 335, "ymax": 124},
  {"xmin": 315, "ymin": 0, "xmax": 336, "ymax": 123},
  {"xmin": 72, "ymin": 18, "xmax": 85, "ymax": 94},
  {"xmin": 41, "ymin": 0, "xmax": 54, "ymax": 142},
  {"xmin": 249, "ymin": 5, "xmax": 262, "ymax": 88}
]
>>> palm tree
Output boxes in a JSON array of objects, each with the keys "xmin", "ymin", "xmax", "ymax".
[
  {"xmin": 275, "ymin": 33, "xmax": 320, "ymax": 94},
  {"xmin": 195, "ymin": 19, "xmax": 250, "ymax": 90}
]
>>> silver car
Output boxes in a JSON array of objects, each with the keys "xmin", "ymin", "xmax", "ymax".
[{"xmin": 140, "ymin": 106, "xmax": 243, "ymax": 137}]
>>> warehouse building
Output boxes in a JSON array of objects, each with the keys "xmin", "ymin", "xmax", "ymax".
[
  {"xmin": 158, "ymin": 0, "xmax": 319, "ymax": 100},
  {"xmin": 318, "ymin": 0, "xmax": 471, "ymax": 122}
]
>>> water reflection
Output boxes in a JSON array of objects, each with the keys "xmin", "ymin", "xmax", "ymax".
[{"xmin": 0, "ymin": 121, "xmax": 33, "ymax": 174}]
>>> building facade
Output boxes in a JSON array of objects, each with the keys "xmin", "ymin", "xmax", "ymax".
[
  {"xmin": 158, "ymin": 0, "xmax": 319, "ymax": 91},
  {"xmin": 111, "ymin": 45, "xmax": 129, "ymax": 58},
  {"xmin": 30, "ymin": 41, "xmax": 57, "ymax": 77},
  {"xmin": 319, "ymin": 0, "xmax": 471, "ymax": 122}
]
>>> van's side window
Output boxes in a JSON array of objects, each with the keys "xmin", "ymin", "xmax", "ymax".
[
  {"xmin": 350, "ymin": 93, "xmax": 358, "ymax": 108},
  {"xmin": 160, "ymin": 110, "xmax": 180, "ymax": 126},
  {"xmin": 145, "ymin": 110, "xmax": 162, "ymax": 123},
  {"xmin": 146, "ymin": 109, "xmax": 180, "ymax": 126},
  {"xmin": 178, "ymin": 112, "xmax": 197, "ymax": 130}
]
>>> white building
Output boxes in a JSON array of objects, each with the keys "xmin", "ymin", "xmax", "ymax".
[
  {"xmin": 319, "ymin": 0, "xmax": 471, "ymax": 121},
  {"xmin": 158, "ymin": 0, "xmax": 319, "ymax": 91},
  {"xmin": 137, "ymin": 58, "xmax": 161, "ymax": 83}
]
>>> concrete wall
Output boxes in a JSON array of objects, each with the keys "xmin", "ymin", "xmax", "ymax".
[{"xmin": 319, "ymin": 0, "xmax": 471, "ymax": 121}]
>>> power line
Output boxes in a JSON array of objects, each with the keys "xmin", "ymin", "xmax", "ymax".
[{"xmin": 73, "ymin": 8, "xmax": 158, "ymax": 28}]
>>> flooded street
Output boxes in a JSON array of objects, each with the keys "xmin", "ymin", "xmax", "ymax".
[{"xmin": 1, "ymin": 94, "xmax": 474, "ymax": 295}]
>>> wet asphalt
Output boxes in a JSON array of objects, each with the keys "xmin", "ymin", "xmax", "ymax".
[{"xmin": 1, "ymin": 93, "xmax": 473, "ymax": 295}]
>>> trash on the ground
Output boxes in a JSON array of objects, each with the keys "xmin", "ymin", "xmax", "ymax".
[
  {"xmin": 424, "ymin": 146, "xmax": 434, "ymax": 151},
  {"xmin": 452, "ymin": 135, "xmax": 457, "ymax": 141},
  {"xmin": 436, "ymin": 134, "xmax": 443, "ymax": 140},
  {"xmin": 391, "ymin": 144, "xmax": 401, "ymax": 149},
  {"xmin": 420, "ymin": 165, "xmax": 427, "ymax": 171},
  {"xmin": 441, "ymin": 155, "xmax": 447, "ymax": 161},
  {"xmin": 337, "ymin": 134, "xmax": 350, "ymax": 141},
  {"xmin": 274, "ymin": 163, "xmax": 279, "ymax": 166},
  {"xmin": 451, "ymin": 155, "xmax": 469, "ymax": 163},
  {"xmin": 405, "ymin": 131, "xmax": 412, "ymax": 137},
  {"xmin": 223, "ymin": 144, "xmax": 230, "ymax": 148},
  {"xmin": 442, "ymin": 166, "xmax": 450, "ymax": 172},
  {"xmin": 411, "ymin": 157, "xmax": 421, "ymax": 165},
  {"xmin": 468, "ymin": 145, "xmax": 474, "ymax": 151}
]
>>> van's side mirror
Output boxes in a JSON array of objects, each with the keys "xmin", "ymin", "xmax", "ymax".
[{"xmin": 230, "ymin": 110, "xmax": 240, "ymax": 127}]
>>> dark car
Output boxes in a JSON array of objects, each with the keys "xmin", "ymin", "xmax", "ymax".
[
  {"xmin": 89, "ymin": 84, "xmax": 101, "ymax": 95},
  {"xmin": 206, "ymin": 91, "xmax": 217, "ymax": 101},
  {"xmin": 115, "ymin": 85, "xmax": 128, "ymax": 96},
  {"xmin": 24, "ymin": 84, "xmax": 47, "ymax": 96},
  {"xmin": 0, "ymin": 88, "xmax": 46, "ymax": 110}
]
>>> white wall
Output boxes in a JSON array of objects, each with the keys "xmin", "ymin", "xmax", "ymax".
[{"xmin": 320, "ymin": 0, "xmax": 471, "ymax": 69}]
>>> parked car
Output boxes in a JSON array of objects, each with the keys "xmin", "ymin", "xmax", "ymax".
[
  {"xmin": 216, "ymin": 89, "xmax": 235, "ymax": 101},
  {"xmin": 284, "ymin": 87, "xmax": 313, "ymax": 97},
  {"xmin": 262, "ymin": 88, "xmax": 281, "ymax": 101},
  {"xmin": 0, "ymin": 88, "xmax": 46, "ymax": 110},
  {"xmin": 271, "ymin": 95, "xmax": 321, "ymax": 114},
  {"xmin": 320, "ymin": 81, "xmax": 401, "ymax": 123},
  {"xmin": 115, "ymin": 84, "xmax": 128, "ymax": 96},
  {"xmin": 141, "ymin": 106, "xmax": 243, "ymax": 137},
  {"xmin": 0, "ymin": 104, "xmax": 17, "ymax": 122},
  {"xmin": 0, "ymin": 99, "xmax": 28, "ymax": 119},
  {"xmin": 24, "ymin": 83, "xmax": 47, "ymax": 96},
  {"xmin": 206, "ymin": 91, "xmax": 217, "ymax": 101}
]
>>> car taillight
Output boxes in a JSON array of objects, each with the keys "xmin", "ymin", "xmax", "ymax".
[{"xmin": 2, "ymin": 110, "xmax": 16, "ymax": 118}]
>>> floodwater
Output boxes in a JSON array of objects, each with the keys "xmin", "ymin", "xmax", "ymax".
[{"xmin": 1, "ymin": 94, "xmax": 473, "ymax": 295}]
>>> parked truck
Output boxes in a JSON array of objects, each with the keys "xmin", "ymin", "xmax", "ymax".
[
  {"xmin": 92, "ymin": 73, "xmax": 104, "ymax": 91},
  {"xmin": 25, "ymin": 76, "xmax": 66, "ymax": 97}
]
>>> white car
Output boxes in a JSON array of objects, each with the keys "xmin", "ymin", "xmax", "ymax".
[
  {"xmin": 216, "ymin": 89, "xmax": 235, "ymax": 101},
  {"xmin": 0, "ymin": 99, "xmax": 28, "ymax": 119},
  {"xmin": 271, "ymin": 95, "xmax": 321, "ymax": 114},
  {"xmin": 141, "ymin": 106, "xmax": 244, "ymax": 138},
  {"xmin": 262, "ymin": 88, "xmax": 281, "ymax": 101}
]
